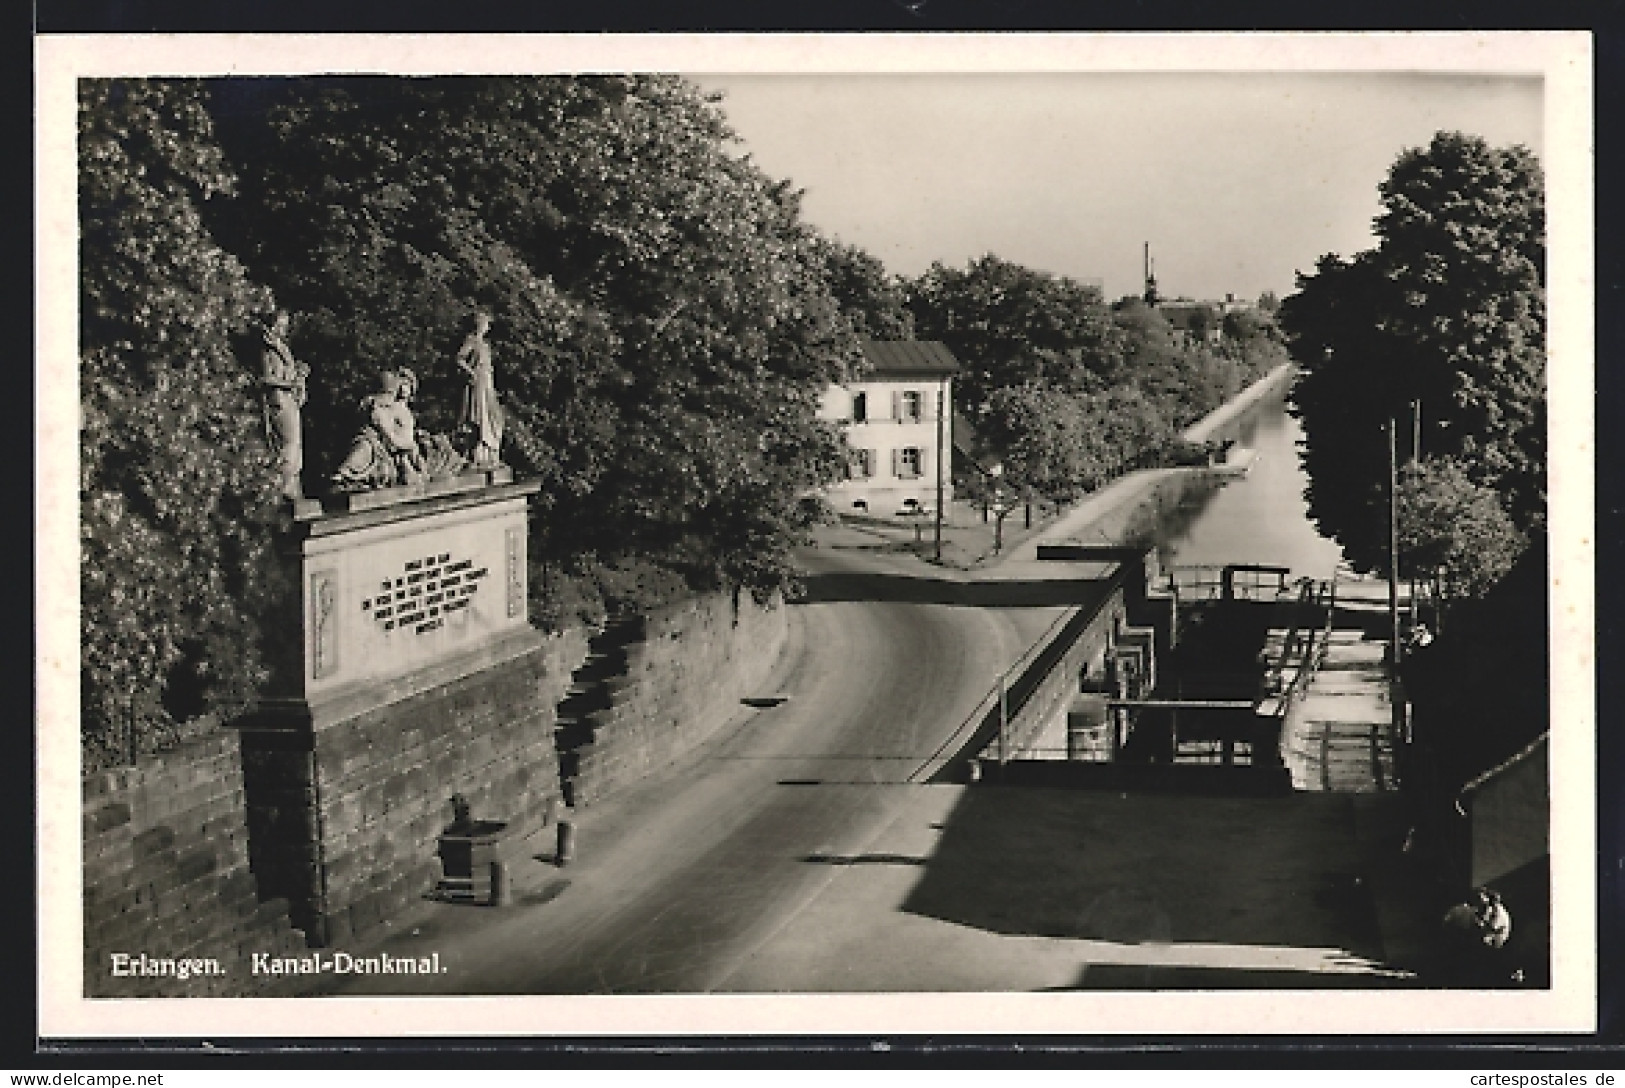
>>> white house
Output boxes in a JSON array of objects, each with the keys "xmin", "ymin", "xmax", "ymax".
[{"xmin": 818, "ymin": 340, "xmax": 959, "ymax": 516}]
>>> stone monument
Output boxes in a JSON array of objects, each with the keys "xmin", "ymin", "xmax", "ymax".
[{"xmin": 235, "ymin": 348, "xmax": 571, "ymax": 948}]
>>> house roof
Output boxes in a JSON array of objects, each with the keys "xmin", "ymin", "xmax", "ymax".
[{"xmin": 860, "ymin": 340, "xmax": 961, "ymax": 377}]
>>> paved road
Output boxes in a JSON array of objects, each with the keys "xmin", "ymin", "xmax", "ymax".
[{"xmin": 315, "ymin": 533, "xmax": 1069, "ymax": 994}]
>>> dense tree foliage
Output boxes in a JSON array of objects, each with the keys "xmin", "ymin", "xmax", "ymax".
[
  {"xmin": 1109, "ymin": 298, "xmax": 1274, "ymax": 424},
  {"xmin": 908, "ymin": 255, "xmax": 1121, "ymax": 414},
  {"xmin": 815, "ymin": 238, "xmax": 915, "ymax": 343},
  {"xmin": 80, "ymin": 80, "xmax": 291, "ymax": 769},
  {"xmin": 211, "ymin": 76, "xmax": 857, "ymax": 615},
  {"xmin": 1281, "ymin": 131, "xmax": 1545, "ymax": 578},
  {"xmin": 1396, "ymin": 457, "xmax": 1525, "ymax": 622}
]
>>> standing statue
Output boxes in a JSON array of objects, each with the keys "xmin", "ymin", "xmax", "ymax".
[
  {"xmin": 259, "ymin": 311, "xmax": 308, "ymax": 499},
  {"xmin": 330, "ymin": 368, "xmax": 466, "ymax": 492},
  {"xmin": 455, "ymin": 311, "xmax": 505, "ymax": 469}
]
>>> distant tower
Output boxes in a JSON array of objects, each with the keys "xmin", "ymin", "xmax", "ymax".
[{"xmin": 1142, "ymin": 242, "xmax": 1160, "ymax": 307}]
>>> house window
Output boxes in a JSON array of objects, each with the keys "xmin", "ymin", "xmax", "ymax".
[
  {"xmin": 852, "ymin": 392, "xmax": 868, "ymax": 423},
  {"xmin": 896, "ymin": 447, "xmax": 924, "ymax": 479},
  {"xmin": 849, "ymin": 448, "xmax": 874, "ymax": 479},
  {"xmin": 900, "ymin": 390, "xmax": 923, "ymax": 422}
]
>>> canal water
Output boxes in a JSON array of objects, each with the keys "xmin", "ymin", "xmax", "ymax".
[{"xmin": 1156, "ymin": 382, "xmax": 1347, "ymax": 582}]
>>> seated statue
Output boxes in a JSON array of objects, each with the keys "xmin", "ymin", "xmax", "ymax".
[{"xmin": 331, "ymin": 368, "xmax": 467, "ymax": 492}]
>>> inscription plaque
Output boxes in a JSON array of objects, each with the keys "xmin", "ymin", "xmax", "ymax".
[{"xmin": 360, "ymin": 551, "xmax": 490, "ymax": 636}]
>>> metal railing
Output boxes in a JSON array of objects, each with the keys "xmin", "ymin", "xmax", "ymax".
[
  {"xmin": 1163, "ymin": 563, "xmax": 1295, "ymax": 603},
  {"xmin": 907, "ymin": 601, "xmax": 1086, "ymax": 782},
  {"xmin": 1260, "ymin": 575, "xmax": 1339, "ymax": 713}
]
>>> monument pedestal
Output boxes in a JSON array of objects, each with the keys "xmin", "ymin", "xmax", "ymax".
[{"xmin": 235, "ymin": 472, "xmax": 577, "ymax": 946}]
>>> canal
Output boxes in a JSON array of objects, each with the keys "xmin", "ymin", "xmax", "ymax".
[
  {"xmin": 1015, "ymin": 376, "xmax": 1352, "ymax": 763},
  {"xmin": 1157, "ymin": 381, "xmax": 1346, "ymax": 582}
]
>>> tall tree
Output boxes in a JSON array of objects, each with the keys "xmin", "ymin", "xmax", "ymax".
[
  {"xmin": 211, "ymin": 76, "xmax": 852, "ymax": 605},
  {"xmin": 976, "ymin": 384, "xmax": 1093, "ymax": 509},
  {"xmin": 1281, "ymin": 131, "xmax": 1545, "ymax": 576},
  {"xmin": 907, "ymin": 254, "xmax": 1122, "ymax": 414},
  {"xmin": 79, "ymin": 80, "xmax": 288, "ymax": 769},
  {"xmin": 815, "ymin": 237, "xmax": 915, "ymax": 343}
]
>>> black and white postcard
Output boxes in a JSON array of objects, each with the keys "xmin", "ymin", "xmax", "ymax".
[{"xmin": 36, "ymin": 31, "xmax": 1597, "ymax": 1041}]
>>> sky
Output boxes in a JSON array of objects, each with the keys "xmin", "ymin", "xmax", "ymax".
[{"xmin": 693, "ymin": 72, "xmax": 1543, "ymax": 304}]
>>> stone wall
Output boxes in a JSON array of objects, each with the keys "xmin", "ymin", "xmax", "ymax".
[
  {"xmin": 1467, "ymin": 734, "xmax": 1549, "ymax": 890},
  {"xmin": 83, "ymin": 731, "xmax": 306, "ymax": 997},
  {"xmin": 88, "ymin": 587, "xmax": 786, "ymax": 970},
  {"xmin": 239, "ymin": 630, "xmax": 589, "ymax": 947},
  {"xmin": 998, "ymin": 585, "xmax": 1130, "ymax": 758},
  {"xmin": 567, "ymin": 590, "xmax": 788, "ymax": 807}
]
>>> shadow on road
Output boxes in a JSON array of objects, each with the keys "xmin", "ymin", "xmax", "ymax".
[
  {"xmin": 794, "ymin": 570, "xmax": 1113, "ymax": 609},
  {"xmin": 895, "ymin": 784, "xmax": 1411, "ymax": 988}
]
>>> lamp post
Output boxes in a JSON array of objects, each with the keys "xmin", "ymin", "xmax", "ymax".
[{"xmin": 988, "ymin": 463, "xmax": 1007, "ymax": 554}]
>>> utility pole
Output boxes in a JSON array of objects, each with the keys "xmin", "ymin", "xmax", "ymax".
[
  {"xmin": 934, "ymin": 376, "xmax": 946, "ymax": 562},
  {"xmin": 1410, "ymin": 398, "xmax": 1422, "ymax": 623},
  {"xmin": 1388, "ymin": 417, "xmax": 1403, "ymax": 669}
]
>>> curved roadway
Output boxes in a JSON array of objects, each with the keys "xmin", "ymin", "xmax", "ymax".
[{"xmin": 317, "ymin": 530, "xmax": 1068, "ymax": 994}]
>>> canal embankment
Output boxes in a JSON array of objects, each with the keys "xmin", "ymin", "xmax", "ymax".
[
  {"xmin": 295, "ymin": 358, "xmax": 1434, "ymax": 996},
  {"xmin": 1180, "ymin": 361, "xmax": 1296, "ymax": 445}
]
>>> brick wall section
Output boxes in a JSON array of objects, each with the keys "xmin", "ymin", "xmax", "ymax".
[
  {"xmin": 1000, "ymin": 587, "xmax": 1130, "ymax": 756},
  {"xmin": 83, "ymin": 731, "xmax": 307, "ymax": 997},
  {"xmin": 241, "ymin": 631, "xmax": 589, "ymax": 947},
  {"xmin": 568, "ymin": 591, "xmax": 787, "ymax": 807}
]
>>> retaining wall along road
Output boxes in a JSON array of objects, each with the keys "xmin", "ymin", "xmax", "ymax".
[
  {"xmin": 566, "ymin": 591, "xmax": 788, "ymax": 807},
  {"xmin": 84, "ymin": 586, "xmax": 787, "ymax": 967},
  {"xmin": 82, "ymin": 731, "xmax": 307, "ymax": 997}
]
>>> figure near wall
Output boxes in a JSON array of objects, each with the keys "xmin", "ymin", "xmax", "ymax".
[
  {"xmin": 455, "ymin": 310, "xmax": 505, "ymax": 469},
  {"xmin": 260, "ymin": 310, "xmax": 309, "ymax": 499}
]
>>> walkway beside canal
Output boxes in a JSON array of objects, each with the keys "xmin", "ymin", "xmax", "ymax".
[{"xmin": 1280, "ymin": 580, "xmax": 1402, "ymax": 794}]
